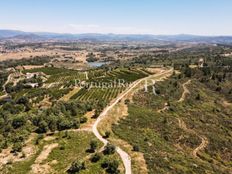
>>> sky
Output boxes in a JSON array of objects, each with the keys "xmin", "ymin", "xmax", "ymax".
[{"xmin": 0, "ymin": 0, "xmax": 231, "ymax": 35}]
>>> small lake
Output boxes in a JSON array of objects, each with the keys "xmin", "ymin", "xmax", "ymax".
[{"xmin": 87, "ymin": 61, "xmax": 111, "ymax": 68}]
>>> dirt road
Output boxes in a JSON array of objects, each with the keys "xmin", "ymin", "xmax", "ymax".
[
  {"xmin": 93, "ymin": 68, "xmax": 173, "ymax": 174},
  {"xmin": 178, "ymin": 80, "xmax": 191, "ymax": 102}
]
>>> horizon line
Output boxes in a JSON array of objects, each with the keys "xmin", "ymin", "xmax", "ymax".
[{"xmin": 1, "ymin": 28, "xmax": 232, "ymax": 37}]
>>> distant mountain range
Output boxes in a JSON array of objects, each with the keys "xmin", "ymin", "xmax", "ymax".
[{"xmin": 1, "ymin": 29, "xmax": 232, "ymax": 43}]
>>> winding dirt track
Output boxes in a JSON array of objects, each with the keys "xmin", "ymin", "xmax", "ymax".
[
  {"xmin": 93, "ymin": 68, "xmax": 173, "ymax": 174},
  {"xmin": 178, "ymin": 80, "xmax": 191, "ymax": 102},
  {"xmin": 0, "ymin": 69, "xmax": 173, "ymax": 174},
  {"xmin": 178, "ymin": 80, "xmax": 209, "ymax": 158}
]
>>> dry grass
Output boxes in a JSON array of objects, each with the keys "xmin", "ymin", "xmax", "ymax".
[
  {"xmin": 98, "ymin": 100, "xmax": 148, "ymax": 174},
  {"xmin": 98, "ymin": 99, "xmax": 128, "ymax": 135},
  {"xmin": 80, "ymin": 110, "xmax": 96, "ymax": 130},
  {"xmin": 0, "ymin": 134, "xmax": 37, "ymax": 170},
  {"xmin": 0, "ymin": 49, "xmax": 88, "ymax": 62},
  {"xmin": 30, "ymin": 143, "xmax": 59, "ymax": 174},
  {"xmin": 96, "ymin": 68, "xmax": 173, "ymax": 174},
  {"xmin": 0, "ymin": 50, "xmax": 56, "ymax": 61}
]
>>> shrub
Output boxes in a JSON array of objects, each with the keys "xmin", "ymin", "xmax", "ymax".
[
  {"xmin": 12, "ymin": 115, "xmax": 26, "ymax": 129},
  {"xmin": 67, "ymin": 160, "xmax": 85, "ymax": 174},
  {"xmin": 37, "ymin": 120, "xmax": 48, "ymax": 133},
  {"xmin": 124, "ymin": 99, "xmax": 130, "ymax": 105},
  {"xmin": 58, "ymin": 119, "xmax": 72, "ymax": 131},
  {"xmin": 133, "ymin": 145, "xmax": 140, "ymax": 152},
  {"xmin": 80, "ymin": 117, "xmax": 87, "ymax": 124},
  {"xmin": 104, "ymin": 131, "xmax": 111, "ymax": 138},
  {"xmin": 12, "ymin": 142, "xmax": 22, "ymax": 153},
  {"xmin": 103, "ymin": 143, "xmax": 115, "ymax": 155},
  {"xmin": 195, "ymin": 93, "xmax": 201, "ymax": 100},
  {"xmin": 91, "ymin": 153, "xmax": 101, "ymax": 163},
  {"xmin": 89, "ymin": 140, "xmax": 98, "ymax": 153},
  {"xmin": 35, "ymin": 134, "xmax": 44, "ymax": 145},
  {"xmin": 105, "ymin": 160, "xmax": 120, "ymax": 174}
]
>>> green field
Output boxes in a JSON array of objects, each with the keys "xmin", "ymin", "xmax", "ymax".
[{"xmin": 71, "ymin": 68, "xmax": 149, "ymax": 103}]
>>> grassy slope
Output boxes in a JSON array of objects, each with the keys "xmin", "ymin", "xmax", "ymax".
[
  {"xmin": 4, "ymin": 131, "xmax": 122, "ymax": 174},
  {"xmin": 113, "ymin": 76, "xmax": 232, "ymax": 174}
]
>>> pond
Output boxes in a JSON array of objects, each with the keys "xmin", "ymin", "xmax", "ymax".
[{"xmin": 87, "ymin": 61, "xmax": 111, "ymax": 68}]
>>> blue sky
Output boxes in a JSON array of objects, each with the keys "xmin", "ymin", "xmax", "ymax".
[{"xmin": 0, "ymin": 0, "xmax": 231, "ymax": 35}]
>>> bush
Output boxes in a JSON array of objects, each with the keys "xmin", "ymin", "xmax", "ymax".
[
  {"xmin": 101, "ymin": 160, "xmax": 109, "ymax": 168},
  {"xmin": 216, "ymin": 86, "xmax": 222, "ymax": 92},
  {"xmin": 37, "ymin": 120, "xmax": 48, "ymax": 133},
  {"xmin": 35, "ymin": 134, "xmax": 44, "ymax": 145},
  {"xmin": 67, "ymin": 160, "xmax": 85, "ymax": 174},
  {"xmin": 80, "ymin": 117, "xmax": 87, "ymax": 124},
  {"xmin": 12, "ymin": 115, "xmax": 26, "ymax": 129},
  {"xmin": 124, "ymin": 99, "xmax": 130, "ymax": 105},
  {"xmin": 133, "ymin": 145, "xmax": 140, "ymax": 152},
  {"xmin": 91, "ymin": 153, "xmax": 101, "ymax": 162},
  {"xmin": 103, "ymin": 143, "xmax": 115, "ymax": 155},
  {"xmin": 89, "ymin": 140, "xmax": 98, "ymax": 153},
  {"xmin": 60, "ymin": 144, "xmax": 65, "ymax": 150},
  {"xmin": 93, "ymin": 109, "xmax": 101, "ymax": 118},
  {"xmin": 104, "ymin": 131, "xmax": 111, "ymax": 138},
  {"xmin": 195, "ymin": 93, "xmax": 201, "ymax": 100},
  {"xmin": 12, "ymin": 142, "xmax": 22, "ymax": 153},
  {"xmin": 102, "ymin": 160, "xmax": 120, "ymax": 174},
  {"xmin": 58, "ymin": 119, "xmax": 72, "ymax": 131}
]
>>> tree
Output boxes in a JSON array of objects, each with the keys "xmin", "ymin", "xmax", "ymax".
[
  {"xmin": 12, "ymin": 115, "xmax": 26, "ymax": 129},
  {"xmin": 103, "ymin": 143, "xmax": 115, "ymax": 155},
  {"xmin": 124, "ymin": 99, "xmax": 130, "ymax": 105},
  {"xmin": 58, "ymin": 118, "xmax": 72, "ymax": 131},
  {"xmin": 67, "ymin": 160, "xmax": 85, "ymax": 174},
  {"xmin": 89, "ymin": 140, "xmax": 98, "ymax": 153},
  {"xmin": 229, "ymin": 89, "xmax": 232, "ymax": 94},
  {"xmin": 91, "ymin": 153, "xmax": 101, "ymax": 163},
  {"xmin": 104, "ymin": 131, "xmax": 111, "ymax": 138},
  {"xmin": 216, "ymin": 86, "xmax": 222, "ymax": 92},
  {"xmin": 37, "ymin": 120, "xmax": 48, "ymax": 133},
  {"xmin": 12, "ymin": 142, "xmax": 22, "ymax": 153},
  {"xmin": 80, "ymin": 117, "xmax": 87, "ymax": 123},
  {"xmin": 35, "ymin": 134, "xmax": 44, "ymax": 145},
  {"xmin": 93, "ymin": 108, "xmax": 101, "ymax": 118},
  {"xmin": 16, "ymin": 96, "xmax": 29, "ymax": 105},
  {"xmin": 47, "ymin": 114, "xmax": 57, "ymax": 132},
  {"xmin": 133, "ymin": 145, "xmax": 140, "ymax": 152},
  {"xmin": 184, "ymin": 67, "xmax": 192, "ymax": 77},
  {"xmin": 195, "ymin": 93, "xmax": 201, "ymax": 100},
  {"xmin": 106, "ymin": 160, "xmax": 119, "ymax": 174}
]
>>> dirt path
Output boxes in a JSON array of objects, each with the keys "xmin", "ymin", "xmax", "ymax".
[
  {"xmin": 30, "ymin": 143, "xmax": 58, "ymax": 174},
  {"xmin": 192, "ymin": 136, "xmax": 208, "ymax": 158},
  {"xmin": 85, "ymin": 71, "xmax": 89, "ymax": 80},
  {"xmin": 35, "ymin": 143, "xmax": 58, "ymax": 164},
  {"xmin": 93, "ymin": 68, "xmax": 173, "ymax": 174},
  {"xmin": 0, "ymin": 94, "xmax": 8, "ymax": 100},
  {"xmin": 177, "ymin": 80, "xmax": 209, "ymax": 158},
  {"xmin": 0, "ymin": 134, "xmax": 37, "ymax": 170},
  {"xmin": 177, "ymin": 118, "xmax": 208, "ymax": 158},
  {"xmin": 2, "ymin": 73, "xmax": 12, "ymax": 93},
  {"xmin": 223, "ymin": 100, "xmax": 232, "ymax": 107},
  {"xmin": 178, "ymin": 80, "xmax": 191, "ymax": 102}
]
